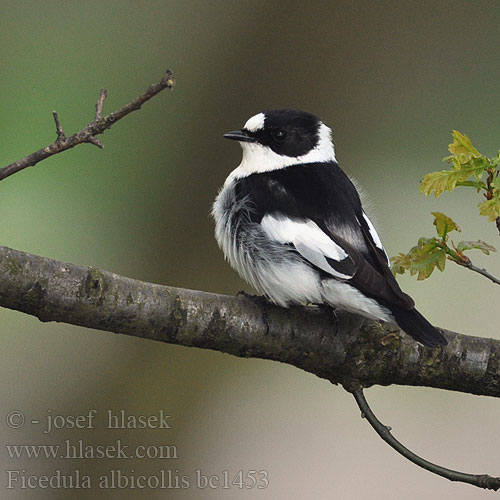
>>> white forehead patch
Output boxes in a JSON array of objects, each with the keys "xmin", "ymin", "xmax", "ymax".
[{"xmin": 243, "ymin": 112, "xmax": 265, "ymax": 132}]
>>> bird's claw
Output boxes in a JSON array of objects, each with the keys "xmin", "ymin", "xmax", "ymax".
[
  {"xmin": 237, "ymin": 290, "xmax": 270, "ymax": 307},
  {"xmin": 318, "ymin": 304, "xmax": 339, "ymax": 335}
]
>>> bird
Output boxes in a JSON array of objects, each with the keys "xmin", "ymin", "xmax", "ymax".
[{"xmin": 212, "ymin": 109, "xmax": 447, "ymax": 347}]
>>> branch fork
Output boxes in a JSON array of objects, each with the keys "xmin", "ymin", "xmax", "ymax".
[{"xmin": 0, "ymin": 69, "xmax": 175, "ymax": 181}]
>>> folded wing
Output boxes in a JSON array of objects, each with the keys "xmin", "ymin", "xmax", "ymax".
[
  {"xmin": 261, "ymin": 213, "xmax": 414, "ymax": 310},
  {"xmin": 260, "ymin": 214, "xmax": 355, "ymax": 280}
]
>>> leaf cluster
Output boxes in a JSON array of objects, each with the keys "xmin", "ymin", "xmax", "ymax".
[
  {"xmin": 392, "ymin": 131, "xmax": 499, "ymax": 281},
  {"xmin": 391, "ymin": 212, "xmax": 495, "ymax": 280},
  {"xmin": 420, "ymin": 130, "xmax": 500, "ymax": 221}
]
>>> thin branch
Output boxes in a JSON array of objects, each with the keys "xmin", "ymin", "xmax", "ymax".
[
  {"xmin": 0, "ymin": 244, "xmax": 499, "ymax": 398},
  {"xmin": 441, "ymin": 240, "xmax": 500, "ymax": 285},
  {"xmin": 459, "ymin": 259, "xmax": 500, "ymax": 286},
  {"xmin": 52, "ymin": 111, "xmax": 66, "ymax": 141},
  {"xmin": 0, "ymin": 70, "xmax": 175, "ymax": 182},
  {"xmin": 94, "ymin": 88, "xmax": 107, "ymax": 122},
  {"xmin": 352, "ymin": 389, "xmax": 500, "ymax": 491}
]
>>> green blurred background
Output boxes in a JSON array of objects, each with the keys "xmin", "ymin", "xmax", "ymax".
[{"xmin": 0, "ymin": 1, "xmax": 499, "ymax": 498}]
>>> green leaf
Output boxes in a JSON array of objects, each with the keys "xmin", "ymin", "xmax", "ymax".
[
  {"xmin": 431, "ymin": 212, "xmax": 460, "ymax": 239},
  {"xmin": 448, "ymin": 130, "xmax": 480, "ymax": 156},
  {"xmin": 390, "ymin": 253, "xmax": 412, "ymax": 275},
  {"xmin": 478, "ymin": 196, "xmax": 500, "ymax": 222},
  {"xmin": 463, "ymin": 157, "xmax": 489, "ymax": 180},
  {"xmin": 420, "ymin": 171, "xmax": 456, "ymax": 197},
  {"xmin": 491, "ymin": 151, "xmax": 500, "ymax": 167},
  {"xmin": 455, "ymin": 180, "xmax": 488, "ymax": 190},
  {"xmin": 390, "ymin": 237, "xmax": 447, "ymax": 280},
  {"xmin": 456, "ymin": 240, "xmax": 497, "ymax": 255},
  {"xmin": 420, "ymin": 162, "xmax": 487, "ymax": 197},
  {"xmin": 422, "ymin": 131, "xmax": 490, "ymax": 197},
  {"xmin": 411, "ymin": 245, "xmax": 447, "ymax": 280}
]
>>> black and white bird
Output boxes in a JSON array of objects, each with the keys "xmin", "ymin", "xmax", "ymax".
[{"xmin": 212, "ymin": 109, "xmax": 447, "ymax": 347}]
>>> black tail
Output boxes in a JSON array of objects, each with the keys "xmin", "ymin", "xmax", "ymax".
[{"xmin": 390, "ymin": 306, "xmax": 447, "ymax": 347}]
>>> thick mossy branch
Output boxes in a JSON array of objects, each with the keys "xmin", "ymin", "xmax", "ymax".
[{"xmin": 1, "ymin": 245, "xmax": 499, "ymax": 396}]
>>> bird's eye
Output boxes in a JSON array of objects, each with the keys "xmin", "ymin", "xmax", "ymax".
[{"xmin": 272, "ymin": 129, "xmax": 287, "ymax": 142}]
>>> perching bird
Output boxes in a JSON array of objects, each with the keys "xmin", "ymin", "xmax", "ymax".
[{"xmin": 212, "ymin": 109, "xmax": 447, "ymax": 347}]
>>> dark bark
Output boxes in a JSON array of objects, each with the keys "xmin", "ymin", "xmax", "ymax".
[{"xmin": 1, "ymin": 244, "xmax": 498, "ymax": 397}]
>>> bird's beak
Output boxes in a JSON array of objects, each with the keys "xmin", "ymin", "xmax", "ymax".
[{"xmin": 223, "ymin": 130, "xmax": 256, "ymax": 143}]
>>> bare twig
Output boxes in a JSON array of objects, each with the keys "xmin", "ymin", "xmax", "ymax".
[
  {"xmin": 87, "ymin": 136, "xmax": 104, "ymax": 149},
  {"xmin": 94, "ymin": 88, "xmax": 107, "ymax": 122},
  {"xmin": 459, "ymin": 259, "xmax": 500, "ymax": 286},
  {"xmin": 0, "ymin": 70, "xmax": 175, "ymax": 182},
  {"xmin": 52, "ymin": 111, "xmax": 66, "ymax": 141},
  {"xmin": 352, "ymin": 389, "xmax": 500, "ymax": 491}
]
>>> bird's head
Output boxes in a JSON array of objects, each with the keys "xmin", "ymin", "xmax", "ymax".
[{"xmin": 224, "ymin": 109, "xmax": 336, "ymax": 178}]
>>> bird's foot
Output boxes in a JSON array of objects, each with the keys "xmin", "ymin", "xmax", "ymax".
[
  {"xmin": 318, "ymin": 304, "xmax": 339, "ymax": 335},
  {"xmin": 237, "ymin": 290, "xmax": 270, "ymax": 306}
]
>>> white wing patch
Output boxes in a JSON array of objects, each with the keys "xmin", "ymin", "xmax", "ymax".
[
  {"xmin": 361, "ymin": 212, "xmax": 389, "ymax": 263},
  {"xmin": 260, "ymin": 215, "xmax": 353, "ymax": 279},
  {"xmin": 243, "ymin": 112, "xmax": 265, "ymax": 132}
]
